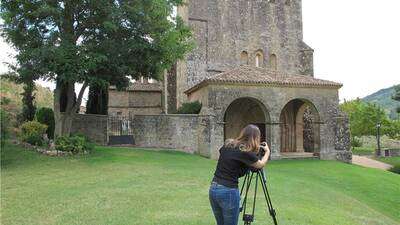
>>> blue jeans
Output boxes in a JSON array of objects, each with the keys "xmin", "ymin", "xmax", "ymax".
[{"xmin": 209, "ymin": 182, "xmax": 240, "ymax": 225}]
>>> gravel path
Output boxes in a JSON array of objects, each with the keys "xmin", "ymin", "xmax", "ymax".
[{"xmin": 352, "ymin": 155, "xmax": 393, "ymax": 170}]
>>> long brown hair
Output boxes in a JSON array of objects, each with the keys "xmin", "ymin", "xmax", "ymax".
[{"xmin": 225, "ymin": 124, "xmax": 261, "ymax": 153}]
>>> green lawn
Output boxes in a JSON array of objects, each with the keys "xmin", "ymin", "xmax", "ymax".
[
  {"xmin": 352, "ymin": 146, "xmax": 375, "ymax": 156},
  {"xmin": 1, "ymin": 144, "xmax": 400, "ymax": 225},
  {"xmin": 377, "ymin": 156, "xmax": 400, "ymax": 167}
]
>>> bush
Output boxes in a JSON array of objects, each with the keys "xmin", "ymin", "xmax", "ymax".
[
  {"xmin": 1, "ymin": 109, "xmax": 9, "ymax": 147},
  {"xmin": 35, "ymin": 107, "xmax": 55, "ymax": 139},
  {"xmin": 20, "ymin": 121, "xmax": 47, "ymax": 146},
  {"xmin": 389, "ymin": 165, "xmax": 400, "ymax": 174},
  {"xmin": 351, "ymin": 137, "xmax": 362, "ymax": 148},
  {"xmin": 175, "ymin": 101, "xmax": 202, "ymax": 114},
  {"xmin": 383, "ymin": 119, "xmax": 400, "ymax": 140},
  {"xmin": 55, "ymin": 134, "xmax": 94, "ymax": 154}
]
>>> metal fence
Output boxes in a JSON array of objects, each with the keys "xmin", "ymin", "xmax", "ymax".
[{"xmin": 108, "ymin": 115, "xmax": 134, "ymax": 136}]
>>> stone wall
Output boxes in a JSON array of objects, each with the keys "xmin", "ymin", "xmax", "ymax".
[
  {"xmin": 334, "ymin": 112, "xmax": 352, "ymax": 163},
  {"xmin": 131, "ymin": 114, "xmax": 222, "ymax": 158},
  {"xmin": 167, "ymin": 64, "xmax": 178, "ymax": 113},
  {"xmin": 385, "ymin": 149, "xmax": 400, "ymax": 157},
  {"xmin": 108, "ymin": 89, "xmax": 163, "ymax": 116},
  {"xmin": 70, "ymin": 114, "xmax": 108, "ymax": 145},
  {"xmin": 68, "ymin": 113, "xmax": 222, "ymax": 159}
]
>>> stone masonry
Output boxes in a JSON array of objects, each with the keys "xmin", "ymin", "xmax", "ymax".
[
  {"xmin": 169, "ymin": 0, "xmax": 314, "ymax": 110},
  {"xmin": 70, "ymin": 114, "xmax": 108, "ymax": 145},
  {"xmin": 131, "ymin": 114, "xmax": 221, "ymax": 159},
  {"xmin": 108, "ymin": 83, "xmax": 163, "ymax": 117}
]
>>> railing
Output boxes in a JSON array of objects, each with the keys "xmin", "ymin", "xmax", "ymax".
[{"xmin": 108, "ymin": 115, "xmax": 134, "ymax": 136}]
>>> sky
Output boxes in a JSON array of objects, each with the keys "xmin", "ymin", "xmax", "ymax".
[
  {"xmin": 302, "ymin": 0, "xmax": 400, "ymax": 100},
  {"xmin": 1, "ymin": 0, "xmax": 399, "ymax": 102}
]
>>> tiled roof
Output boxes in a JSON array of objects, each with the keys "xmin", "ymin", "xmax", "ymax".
[
  {"xmin": 185, "ymin": 66, "xmax": 342, "ymax": 94},
  {"xmin": 109, "ymin": 82, "xmax": 162, "ymax": 92}
]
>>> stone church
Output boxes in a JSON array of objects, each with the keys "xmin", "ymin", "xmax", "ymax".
[{"xmin": 108, "ymin": 0, "xmax": 351, "ymax": 162}]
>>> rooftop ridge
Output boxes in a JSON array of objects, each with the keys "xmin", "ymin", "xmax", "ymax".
[{"xmin": 185, "ymin": 66, "xmax": 342, "ymax": 94}]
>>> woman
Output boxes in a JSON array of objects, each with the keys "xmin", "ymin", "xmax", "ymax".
[{"xmin": 209, "ymin": 124, "xmax": 270, "ymax": 225}]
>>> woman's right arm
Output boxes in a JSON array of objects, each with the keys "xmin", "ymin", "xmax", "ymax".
[{"xmin": 251, "ymin": 143, "xmax": 271, "ymax": 169}]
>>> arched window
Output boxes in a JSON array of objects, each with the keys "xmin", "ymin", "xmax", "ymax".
[
  {"xmin": 270, "ymin": 54, "xmax": 277, "ymax": 70},
  {"xmin": 240, "ymin": 51, "xmax": 249, "ymax": 65},
  {"xmin": 255, "ymin": 51, "xmax": 264, "ymax": 67}
]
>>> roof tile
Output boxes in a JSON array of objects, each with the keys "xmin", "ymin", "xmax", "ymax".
[{"xmin": 185, "ymin": 66, "xmax": 342, "ymax": 94}]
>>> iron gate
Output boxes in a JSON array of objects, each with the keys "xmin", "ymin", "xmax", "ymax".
[{"xmin": 108, "ymin": 115, "xmax": 135, "ymax": 145}]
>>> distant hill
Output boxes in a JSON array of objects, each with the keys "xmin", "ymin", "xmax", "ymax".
[
  {"xmin": 362, "ymin": 85, "xmax": 400, "ymax": 119},
  {"xmin": 0, "ymin": 77, "xmax": 53, "ymax": 109}
]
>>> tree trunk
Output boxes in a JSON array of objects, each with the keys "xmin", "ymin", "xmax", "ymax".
[
  {"xmin": 21, "ymin": 79, "xmax": 36, "ymax": 122},
  {"xmin": 86, "ymin": 83, "xmax": 108, "ymax": 115},
  {"xmin": 54, "ymin": 81, "xmax": 88, "ymax": 137},
  {"xmin": 54, "ymin": 81, "xmax": 62, "ymax": 138}
]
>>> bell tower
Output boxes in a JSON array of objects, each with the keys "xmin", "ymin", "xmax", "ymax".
[{"xmin": 167, "ymin": 0, "xmax": 314, "ymax": 111}]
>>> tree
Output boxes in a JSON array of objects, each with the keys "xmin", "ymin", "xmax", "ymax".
[
  {"xmin": 383, "ymin": 120, "xmax": 400, "ymax": 140},
  {"xmin": 4, "ymin": 71, "xmax": 37, "ymax": 123},
  {"xmin": 86, "ymin": 83, "xmax": 108, "ymax": 115},
  {"xmin": 1, "ymin": 0, "xmax": 192, "ymax": 137},
  {"xmin": 20, "ymin": 79, "xmax": 36, "ymax": 122},
  {"xmin": 36, "ymin": 107, "xmax": 55, "ymax": 139},
  {"xmin": 392, "ymin": 85, "xmax": 400, "ymax": 116},
  {"xmin": 340, "ymin": 99, "xmax": 389, "ymax": 137},
  {"xmin": 1, "ymin": 109, "xmax": 10, "ymax": 147}
]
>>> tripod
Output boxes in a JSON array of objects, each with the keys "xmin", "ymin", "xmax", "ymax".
[{"xmin": 239, "ymin": 169, "xmax": 278, "ymax": 225}]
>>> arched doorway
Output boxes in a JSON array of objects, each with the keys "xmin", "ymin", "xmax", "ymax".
[
  {"xmin": 279, "ymin": 99, "xmax": 320, "ymax": 154},
  {"xmin": 224, "ymin": 98, "xmax": 271, "ymax": 143}
]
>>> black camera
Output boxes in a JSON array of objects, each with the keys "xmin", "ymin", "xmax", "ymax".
[{"xmin": 258, "ymin": 142, "xmax": 267, "ymax": 158}]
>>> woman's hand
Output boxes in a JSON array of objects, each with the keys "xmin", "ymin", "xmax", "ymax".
[
  {"xmin": 260, "ymin": 142, "xmax": 270, "ymax": 156},
  {"xmin": 252, "ymin": 142, "xmax": 271, "ymax": 169}
]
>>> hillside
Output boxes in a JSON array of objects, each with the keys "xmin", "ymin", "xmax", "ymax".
[
  {"xmin": 0, "ymin": 77, "xmax": 53, "ymax": 109},
  {"xmin": 0, "ymin": 77, "xmax": 53, "ymax": 127},
  {"xmin": 363, "ymin": 85, "xmax": 400, "ymax": 119},
  {"xmin": 2, "ymin": 144, "xmax": 400, "ymax": 225}
]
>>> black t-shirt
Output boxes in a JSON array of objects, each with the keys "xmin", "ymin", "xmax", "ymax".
[{"xmin": 212, "ymin": 145, "xmax": 259, "ymax": 188}]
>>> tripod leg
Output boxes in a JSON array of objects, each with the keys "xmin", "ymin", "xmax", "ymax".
[
  {"xmin": 242, "ymin": 172, "xmax": 254, "ymax": 217},
  {"xmin": 240, "ymin": 172, "xmax": 249, "ymax": 197},
  {"xmin": 239, "ymin": 172, "xmax": 249, "ymax": 212},
  {"xmin": 258, "ymin": 171, "xmax": 278, "ymax": 225},
  {"xmin": 251, "ymin": 173, "xmax": 258, "ymax": 217},
  {"xmin": 242, "ymin": 172, "xmax": 266, "ymax": 225}
]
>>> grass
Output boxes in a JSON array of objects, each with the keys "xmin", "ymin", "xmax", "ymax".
[
  {"xmin": 352, "ymin": 146, "xmax": 375, "ymax": 156},
  {"xmin": 376, "ymin": 156, "xmax": 400, "ymax": 167},
  {"xmin": 1, "ymin": 143, "xmax": 400, "ymax": 225}
]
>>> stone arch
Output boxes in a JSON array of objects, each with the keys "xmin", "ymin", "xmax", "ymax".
[
  {"xmin": 255, "ymin": 50, "xmax": 264, "ymax": 67},
  {"xmin": 240, "ymin": 51, "xmax": 249, "ymax": 65},
  {"xmin": 224, "ymin": 97, "xmax": 271, "ymax": 144},
  {"xmin": 279, "ymin": 98, "xmax": 321, "ymax": 154}
]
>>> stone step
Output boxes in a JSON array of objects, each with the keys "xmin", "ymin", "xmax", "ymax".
[{"xmin": 280, "ymin": 152, "xmax": 318, "ymax": 160}]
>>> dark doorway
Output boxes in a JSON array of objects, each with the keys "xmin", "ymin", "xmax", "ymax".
[
  {"xmin": 279, "ymin": 99, "xmax": 321, "ymax": 154},
  {"xmin": 224, "ymin": 98, "xmax": 270, "ymax": 144}
]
